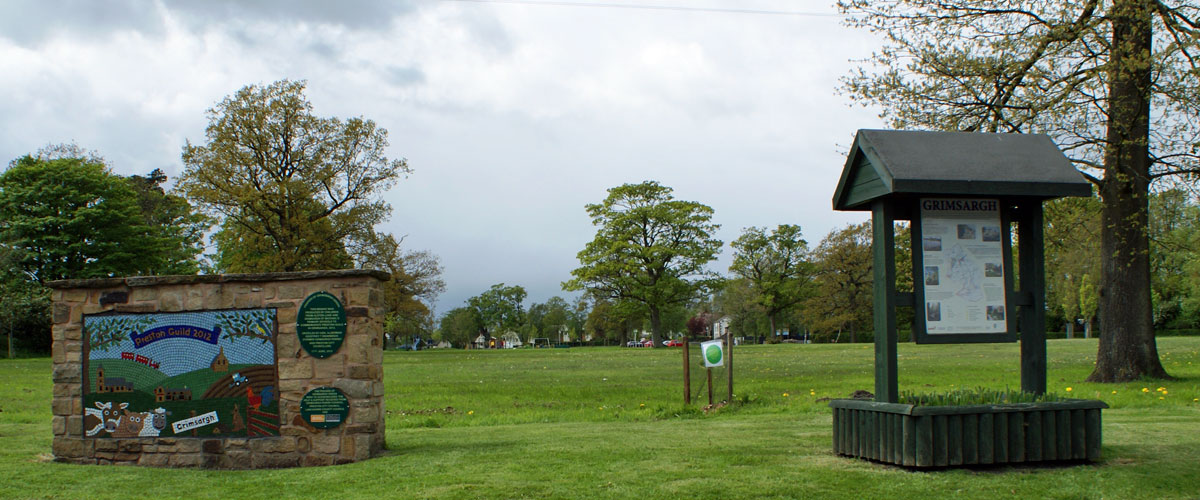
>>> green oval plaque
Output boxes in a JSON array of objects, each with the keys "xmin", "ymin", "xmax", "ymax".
[
  {"xmin": 299, "ymin": 387, "xmax": 350, "ymax": 429},
  {"xmin": 297, "ymin": 291, "xmax": 347, "ymax": 358}
]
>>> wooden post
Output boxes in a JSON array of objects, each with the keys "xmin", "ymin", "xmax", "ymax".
[
  {"xmin": 726, "ymin": 332, "xmax": 733, "ymax": 402},
  {"xmin": 707, "ymin": 368, "xmax": 714, "ymax": 405},
  {"xmin": 1017, "ymin": 201, "xmax": 1047, "ymax": 395},
  {"xmin": 682, "ymin": 335, "xmax": 691, "ymax": 404},
  {"xmin": 872, "ymin": 201, "xmax": 899, "ymax": 403}
]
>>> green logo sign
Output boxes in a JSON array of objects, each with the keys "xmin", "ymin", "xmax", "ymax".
[
  {"xmin": 705, "ymin": 344, "xmax": 722, "ymax": 364},
  {"xmin": 299, "ymin": 387, "xmax": 350, "ymax": 429},
  {"xmin": 296, "ymin": 291, "xmax": 346, "ymax": 359}
]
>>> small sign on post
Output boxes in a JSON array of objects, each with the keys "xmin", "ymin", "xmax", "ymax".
[{"xmin": 701, "ymin": 339, "xmax": 724, "ymax": 367}]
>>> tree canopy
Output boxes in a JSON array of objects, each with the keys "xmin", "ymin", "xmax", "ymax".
[
  {"xmin": 178, "ymin": 79, "xmax": 409, "ymax": 272},
  {"xmin": 837, "ymin": 0, "xmax": 1200, "ymax": 381},
  {"xmin": 1, "ymin": 155, "xmax": 159, "ymax": 282},
  {"xmin": 729, "ymin": 224, "xmax": 814, "ymax": 336},
  {"xmin": 564, "ymin": 181, "xmax": 722, "ymax": 346}
]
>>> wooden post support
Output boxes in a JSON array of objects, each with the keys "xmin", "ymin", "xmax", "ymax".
[
  {"xmin": 872, "ymin": 201, "xmax": 899, "ymax": 403},
  {"xmin": 682, "ymin": 335, "xmax": 691, "ymax": 404},
  {"xmin": 726, "ymin": 332, "xmax": 733, "ymax": 402},
  {"xmin": 1017, "ymin": 201, "xmax": 1048, "ymax": 395}
]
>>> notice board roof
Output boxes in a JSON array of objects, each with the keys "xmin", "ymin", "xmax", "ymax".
[{"xmin": 832, "ymin": 129, "xmax": 1092, "ymax": 211}]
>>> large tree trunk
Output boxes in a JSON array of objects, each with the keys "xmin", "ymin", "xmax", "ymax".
[
  {"xmin": 649, "ymin": 306, "xmax": 663, "ymax": 348},
  {"xmin": 1088, "ymin": 0, "xmax": 1170, "ymax": 382}
]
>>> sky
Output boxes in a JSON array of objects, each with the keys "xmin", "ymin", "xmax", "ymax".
[{"xmin": 0, "ymin": 0, "xmax": 884, "ymax": 314}]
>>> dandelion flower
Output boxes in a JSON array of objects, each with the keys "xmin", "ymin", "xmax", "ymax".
[
  {"xmin": 1112, "ymin": 390, "xmax": 1118, "ymax": 395},
  {"xmin": 782, "ymin": 393, "xmax": 789, "ymax": 397},
  {"xmin": 1159, "ymin": 397, "xmax": 1165, "ymax": 400},
  {"xmin": 1142, "ymin": 387, "xmax": 1150, "ymax": 393},
  {"xmin": 1162, "ymin": 390, "xmax": 1168, "ymax": 395},
  {"xmin": 639, "ymin": 403, "xmax": 645, "ymax": 408},
  {"xmin": 468, "ymin": 410, "xmax": 474, "ymax": 415},
  {"xmin": 1065, "ymin": 387, "xmax": 1073, "ymax": 392}
]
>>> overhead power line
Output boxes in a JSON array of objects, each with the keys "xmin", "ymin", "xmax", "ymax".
[{"xmin": 441, "ymin": 0, "xmax": 842, "ymax": 17}]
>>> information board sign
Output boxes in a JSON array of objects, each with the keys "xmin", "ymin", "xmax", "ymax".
[
  {"xmin": 297, "ymin": 291, "xmax": 347, "ymax": 358},
  {"xmin": 300, "ymin": 387, "xmax": 350, "ymax": 429},
  {"xmin": 917, "ymin": 198, "xmax": 1009, "ymax": 337}
]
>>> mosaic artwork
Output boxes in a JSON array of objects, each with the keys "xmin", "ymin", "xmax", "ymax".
[{"xmin": 83, "ymin": 309, "xmax": 279, "ymax": 438}]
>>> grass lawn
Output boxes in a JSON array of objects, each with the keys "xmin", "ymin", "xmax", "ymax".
[{"xmin": 1, "ymin": 338, "xmax": 1198, "ymax": 499}]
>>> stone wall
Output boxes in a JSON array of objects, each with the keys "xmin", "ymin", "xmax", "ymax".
[{"xmin": 47, "ymin": 270, "xmax": 388, "ymax": 468}]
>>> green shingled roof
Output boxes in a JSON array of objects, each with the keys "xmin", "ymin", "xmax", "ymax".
[{"xmin": 832, "ymin": 129, "xmax": 1092, "ymax": 211}]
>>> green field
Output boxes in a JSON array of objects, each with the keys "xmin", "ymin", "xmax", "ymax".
[{"xmin": 2, "ymin": 338, "xmax": 1198, "ymax": 499}]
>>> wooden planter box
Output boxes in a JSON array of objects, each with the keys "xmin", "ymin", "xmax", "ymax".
[{"xmin": 829, "ymin": 399, "xmax": 1107, "ymax": 468}]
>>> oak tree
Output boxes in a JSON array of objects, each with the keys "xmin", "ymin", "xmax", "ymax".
[
  {"xmin": 178, "ymin": 79, "xmax": 409, "ymax": 272},
  {"xmin": 729, "ymin": 224, "xmax": 815, "ymax": 337},
  {"xmin": 564, "ymin": 181, "xmax": 722, "ymax": 346}
]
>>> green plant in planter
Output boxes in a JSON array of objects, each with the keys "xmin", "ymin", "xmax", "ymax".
[{"xmin": 898, "ymin": 387, "xmax": 1068, "ymax": 406}]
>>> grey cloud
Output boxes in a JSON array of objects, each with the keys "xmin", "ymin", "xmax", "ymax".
[{"xmin": 0, "ymin": 0, "xmax": 419, "ymax": 45}]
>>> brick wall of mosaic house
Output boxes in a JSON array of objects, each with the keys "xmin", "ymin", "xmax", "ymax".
[{"xmin": 47, "ymin": 270, "xmax": 389, "ymax": 468}]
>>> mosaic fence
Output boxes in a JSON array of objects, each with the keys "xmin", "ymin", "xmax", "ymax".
[{"xmin": 49, "ymin": 270, "xmax": 388, "ymax": 468}]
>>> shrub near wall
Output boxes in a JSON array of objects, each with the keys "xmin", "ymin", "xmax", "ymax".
[{"xmin": 48, "ymin": 270, "xmax": 388, "ymax": 468}]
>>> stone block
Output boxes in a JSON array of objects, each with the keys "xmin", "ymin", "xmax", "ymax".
[
  {"xmin": 225, "ymin": 438, "xmax": 248, "ymax": 449},
  {"xmin": 227, "ymin": 450, "xmax": 253, "ymax": 469},
  {"xmin": 51, "ymin": 397, "xmax": 73, "ymax": 416},
  {"xmin": 98, "ymin": 291, "xmax": 128, "ymax": 305},
  {"xmin": 53, "ymin": 363, "xmax": 82, "ymax": 383},
  {"xmin": 53, "ymin": 303, "xmax": 70, "ymax": 324},
  {"xmin": 52, "ymin": 416, "xmax": 66, "ymax": 435},
  {"xmin": 234, "ymin": 292, "xmax": 260, "ymax": 308},
  {"xmin": 186, "ymin": 289, "xmax": 205, "ymax": 310},
  {"xmin": 66, "ymin": 415, "xmax": 83, "ymax": 436},
  {"xmin": 352, "ymin": 405, "xmax": 379, "ymax": 424},
  {"xmin": 66, "ymin": 350, "xmax": 81, "ymax": 363},
  {"xmin": 62, "ymin": 289, "xmax": 86, "ymax": 302},
  {"xmin": 168, "ymin": 454, "xmax": 207, "ymax": 468},
  {"xmin": 314, "ymin": 359, "xmax": 345, "ymax": 379},
  {"xmin": 276, "ymin": 333, "xmax": 298, "ymax": 356},
  {"xmin": 313, "ymin": 436, "xmax": 341, "ymax": 454},
  {"xmin": 276, "ymin": 306, "xmax": 297, "ymax": 324},
  {"xmin": 280, "ymin": 285, "xmax": 304, "ymax": 300},
  {"xmin": 249, "ymin": 437, "xmax": 297, "ymax": 454},
  {"xmin": 347, "ymin": 287, "xmax": 369, "ymax": 306},
  {"xmin": 64, "ymin": 325, "xmax": 82, "ymax": 340},
  {"xmin": 355, "ymin": 434, "xmax": 373, "ymax": 460},
  {"xmin": 52, "ymin": 345, "xmax": 65, "ymax": 364},
  {"xmin": 159, "ymin": 291, "xmax": 183, "ymax": 311},
  {"xmin": 131, "ymin": 288, "xmax": 156, "ymax": 302},
  {"xmin": 252, "ymin": 452, "xmax": 300, "ymax": 469},
  {"xmin": 138, "ymin": 453, "xmax": 171, "ymax": 467},
  {"xmin": 303, "ymin": 454, "xmax": 333, "ymax": 467},
  {"xmin": 202, "ymin": 439, "xmax": 223, "ymax": 454},
  {"xmin": 278, "ymin": 359, "xmax": 313, "ymax": 380},
  {"xmin": 52, "ymin": 437, "xmax": 92, "ymax": 458},
  {"xmin": 94, "ymin": 440, "xmax": 119, "ymax": 452},
  {"xmin": 333, "ymin": 379, "xmax": 372, "ymax": 399},
  {"xmin": 114, "ymin": 304, "xmax": 155, "ymax": 313},
  {"xmin": 347, "ymin": 364, "xmax": 370, "ymax": 380},
  {"xmin": 296, "ymin": 436, "xmax": 311, "ymax": 453}
]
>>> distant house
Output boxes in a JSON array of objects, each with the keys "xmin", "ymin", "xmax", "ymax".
[
  {"xmin": 712, "ymin": 317, "xmax": 731, "ymax": 339},
  {"xmin": 94, "ymin": 364, "xmax": 133, "ymax": 393},
  {"xmin": 210, "ymin": 346, "xmax": 229, "ymax": 372},
  {"xmin": 154, "ymin": 385, "xmax": 192, "ymax": 402},
  {"xmin": 500, "ymin": 332, "xmax": 522, "ymax": 349}
]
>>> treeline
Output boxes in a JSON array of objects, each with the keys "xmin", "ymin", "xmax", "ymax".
[
  {"xmin": 0, "ymin": 80, "xmax": 444, "ymax": 355},
  {"xmin": 428, "ymin": 187, "xmax": 1200, "ymax": 348}
]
